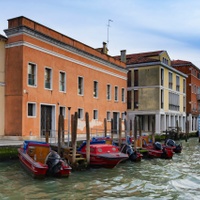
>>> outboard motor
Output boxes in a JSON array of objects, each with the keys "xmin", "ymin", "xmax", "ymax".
[
  {"xmin": 165, "ymin": 139, "xmax": 175, "ymax": 147},
  {"xmin": 154, "ymin": 142, "xmax": 162, "ymax": 150},
  {"xmin": 165, "ymin": 139, "xmax": 182, "ymax": 153},
  {"xmin": 121, "ymin": 144, "xmax": 137, "ymax": 162},
  {"xmin": 46, "ymin": 151, "xmax": 62, "ymax": 175}
]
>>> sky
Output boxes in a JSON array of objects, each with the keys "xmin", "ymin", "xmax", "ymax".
[{"xmin": 1, "ymin": 0, "xmax": 200, "ymax": 66}]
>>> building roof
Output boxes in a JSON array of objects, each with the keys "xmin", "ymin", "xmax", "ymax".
[
  {"xmin": 0, "ymin": 34, "xmax": 7, "ymax": 41},
  {"xmin": 171, "ymin": 59, "xmax": 200, "ymax": 72},
  {"xmin": 115, "ymin": 50, "xmax": 164, "ymax": 65},
  {"xmin": 171, "ymin": 59, "xmax": 193, "ymax": 66}
]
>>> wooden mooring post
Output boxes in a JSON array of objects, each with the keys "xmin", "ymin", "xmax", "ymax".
[
  {"xmin": 104, "ymin": 118, "xmax": 107, "ymax": 137},
  {"xmin": 85, "ymin": 112, "xmax": 90, "ymax": 165},
  {"xmin": 118, "ymin": 118, "xmax": 122, "ymax": 147},
  {"xmin": 134, "ymin": 117, "xmax": 137, "ymax": 151},
  {"xmin": 152, "ymin": 119, "xmax": 155, "ymax": 144},
  {"xmin": 111, "ymin": 118, "xmax": 114, "ymax": 141},
  {"xmin": 139, "ymin": 117, "xmax": 142, "ymax": 148},
  {"xmin": 58, "ymin": 114, "xmax": 64, "ymax": 155},
  {"xmin": 71, "ymin": 112, "xmax": 78, "ymax": 165},
  {"xmin": 185, "ymin": 120, "xmax": 189, "ymax": 142}
]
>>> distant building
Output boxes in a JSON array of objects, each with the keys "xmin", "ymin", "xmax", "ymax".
[
  {"xmin": 172, "ymin": 60, "xmax": 200, "ymax": 132},
  {"xmin": 115, "ymin": 50, "xmax": 187, "ymax": 134},
  {"xmin": 4, "ymin": 16, "xmax": 127, "ymax": 139},
  {"xmin": 0, "ymin": 34, "xmax": 7, "ymax": 137}
]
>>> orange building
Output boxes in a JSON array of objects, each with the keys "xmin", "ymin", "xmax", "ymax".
[{"xmin": 4, "ymin": 16, "xmax": 127, "ymax": 139}]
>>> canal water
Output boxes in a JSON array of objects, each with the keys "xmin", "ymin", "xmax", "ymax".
[{"xmin": 0, "ymin": 138, "xmax": 199, "ymax": 200}]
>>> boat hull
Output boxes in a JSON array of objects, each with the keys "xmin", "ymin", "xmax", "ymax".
[
  {"xmin": 18, "ymin": 141, "xmax": 71, "ymax": 178},
  {"xmin": 18, "ymin": 148, "xmax": 48, "ymax": 178},
  {"xmin": 142, "ymin": 143, "xmax": 174, "ymax": 159},
  {"xmin": 78, "ymin": 144, "xmax": 128, "ymax": 168}
]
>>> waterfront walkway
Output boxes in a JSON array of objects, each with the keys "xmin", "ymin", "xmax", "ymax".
[{"xmin": 0, "ymin": 134, "xmax": 108, "ymax": 147}]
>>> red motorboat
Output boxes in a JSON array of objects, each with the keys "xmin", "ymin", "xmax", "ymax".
[
  {"xmin": 78, "ymin": 143, "xmax": 128, "ymax": 168},
  {"xmin": 18, "ymin": 140, "xmax": 71, "ymax": 178},
  {"xmin": 142, "ymin": 141, "xmax": 174, "ymax": 159}
]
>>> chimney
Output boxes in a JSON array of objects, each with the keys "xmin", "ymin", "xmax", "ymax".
[
  {"xmin": 102, "ymin": 42, "xmax": 108, "ymax": 54},
  {"xmin": 120, "ymin": 50, "xmax": 126, "ymax": 63}
]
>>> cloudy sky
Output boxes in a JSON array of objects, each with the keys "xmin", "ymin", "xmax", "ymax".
[{"xmin": 1, "ymin": 0, "xmax": 200, "ymax": 66}]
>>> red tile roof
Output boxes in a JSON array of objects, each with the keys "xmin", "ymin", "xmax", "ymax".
[
  {"xmin": 171, "ymin": 59, "xmax": 192, "ymax": 66},
  {"xmin": 114, "ymin": 50, "xmax": 164, "ymax": 65}
]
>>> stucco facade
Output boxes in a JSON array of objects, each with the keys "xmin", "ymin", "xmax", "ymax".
[
  {"xmin": 4, "ymin": 16, "xmax": 127, "ymax": 139},
  {"xmin": 115, "ymin": 50, "xmax": 187, "ymax": 134},
  {"xmin": 0, "ymin": 35, "xmax": 7, "ymax": 136}
]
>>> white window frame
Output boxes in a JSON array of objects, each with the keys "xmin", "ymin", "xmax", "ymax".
[
  {"xmin": 93, "ymin": 109, "xmax": 98, "ymax": 120},
  {"xmin": 168, "ymin": 72, "xmax": 173, "ymax": 89},
  {"xmin": 106, "ymin": 111, "xmax": 111, "ymax": 121},
  {"xmin": 176, "ymin": 75, "xmax": 180, "ymax": 92},
  {"xmin": 78, "ymin": 76, "xmax": 84, "ymax": 95},
  {"xmin": 59, "ymin": 71, "xmax": 66, "ymax": 92},
  {"xmin": 44, "ymin": 67, "xmax": 53, "ymax": 90},
  {"xmin": 114, "ymin": 86, "xmax": 118, "ymax": 101},
  {"xmin": 28, "ymin": 62, "xmax": 37, "ymax": 87},
  {"xmin": 93, "ymin": 80, "xmax": 98, "ymax": 98},
  {"xmin": 27, "ymin": 102, "xmax": 36, "ymax": 117},
  {"xmin": 121, "ymin": 88, "xmax": 125, "ymax": 102},
  {"xmin": 107, "ymin": 84, "xmax": 111, "ymax": 100}
]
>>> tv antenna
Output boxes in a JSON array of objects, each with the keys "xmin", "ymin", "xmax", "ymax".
[{"xmin": 107, "ymin": 19, "xmax": 113, "ymax": 46}]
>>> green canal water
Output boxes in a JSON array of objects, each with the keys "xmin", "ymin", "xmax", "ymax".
[{"xmin": 0, "ymin": 138, "xmax": 199, "ymax": 200}]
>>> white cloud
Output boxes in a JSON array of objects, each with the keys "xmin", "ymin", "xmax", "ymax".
[{"xmin": 1, "ymin": 0, "xmax": 200, "ymax": 66}]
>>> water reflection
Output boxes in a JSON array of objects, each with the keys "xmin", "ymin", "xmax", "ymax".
[{"xmin": 0, "ymin": 138, "xmax": 199, "ymax": 200}]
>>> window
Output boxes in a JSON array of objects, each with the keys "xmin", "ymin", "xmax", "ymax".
[
  {"xmin": 161, "ymin": 89, "xmax": 164, "ymax": 109},
  {"xmin": 107, "ymin": 84, "xmax": 111, "ymax": 100},
  {"xmin": 127, "ymin": 70, "xmax": 132, "ymax": 87},
  {"xmin": 134, "ymin": 70, "xmax": 138, "ymax": 86},
  {"xmin": 122, "ymin": 88, "xmax": 125, "ymax": 102},
  {"xmin": 28, "ymin": 103, "xmax": 36, "ymax": 117},
  {"xmin": 134, "ymin": 90, "xmax": 138, "ymax": 109},
  {"xmin": 127, "ymin": 91, "xmax": 132, "ymax": 109},
  {"xmin": 45, "ymin": 68, "xmax": 52, "ymax": 89},
  {"xmin": 176, "ymin": 75, "xmax": 180, "ymax": 91},
  {"xmin": 28, "ymin": 63, "xmax": 36, "ymax": 86},
  {"xmin": 183, "ymin": 96, "xmax": 186, "ymax": 112},
  {"xmin": 107, "ymin": 111, "xmax": 111, "ymax": 121},
  {"xmin": 114, "ymin": 86, "xmax": 118, "ymax": 101},
  {"xmin": 183, "ymin": 79, "xmax": 186, "ymax": 93},
  {"xmin": 78, "ymin": 76, "xmax": 84, "ymax": 95},
  {"xmin": 168, "ymin": 72, "xmax": 173, "ymax": 89},
  {"xmin": 59, "ymin": 106, "xmax": 66, "ymax": 118},
  {"xmin": 93, "ymin": 110, "xmax": 98, "ymax": 120},
  {"xmin": 93, "ymin": 81, "xmax": 98, "ymax": 98},
  {"xmin": 59, "ymin": 72, "xmax": 66, "ymax": 92},
  {"xmin": 162, "ymin": 57, "xmax": 168, "ymax": 65},
  {"xmin": 78, "ymin": 108, "xmax": 83, "ymax": 119},
  {"xmin": 161, "ymin": 68, "xmax": 164, "ymax": 86},
  {"xmin": 169, "ymin": 92, "xmax": 179, "ymax": 111}
]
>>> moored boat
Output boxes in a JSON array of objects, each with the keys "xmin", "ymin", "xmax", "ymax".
[
  {"xmin": 78, "ymin": 143, "xmax": 128, "ymax": 168},
  {"xmin": 164, "ymin": 139, "xmax": 182, "ymax": 153},
  {"xmin": 18, "ymin": 140, "xmax": 71, "ymax": 178},
  {"xmin": 142, "ymin": 141, "xmax": 174, "ymax": 159}
]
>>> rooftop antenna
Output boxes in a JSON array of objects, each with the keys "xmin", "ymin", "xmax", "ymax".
[{"xmin": 107, "ymin": 19, "xmax": 113, "ymax": 47}]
